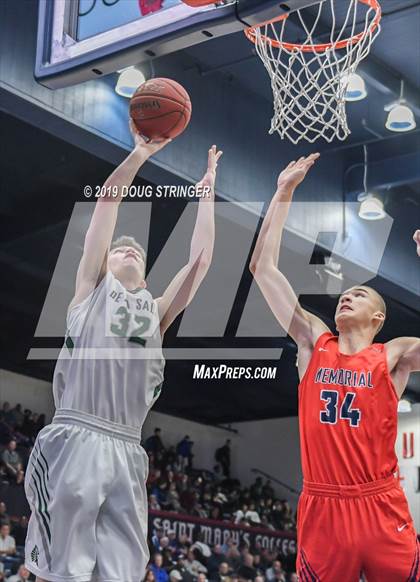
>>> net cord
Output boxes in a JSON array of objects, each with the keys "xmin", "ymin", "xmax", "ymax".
[{"xmin": 248, "ymin": 1, "xmax": 381, "ymax": 144}]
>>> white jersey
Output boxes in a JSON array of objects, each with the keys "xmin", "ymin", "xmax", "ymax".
[{"xmin": 53, "ymin": 271, "xmax": 165, "ymax": 428}]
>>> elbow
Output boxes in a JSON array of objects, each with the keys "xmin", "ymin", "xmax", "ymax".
[
  {"xmin": 189, "ymin": 253, "xmax": 212, "ymax": 275},
  {"xmin": 250, "ymin": 259, "xmax": 276, "ymax": 287},
  {"xmin": 249, "ymin": 257, "xmax": 265, "ymax": 280},
  {"xmin": 249, "ymin": 259, "xmax": 258, "ymax": 276},
  {"xmin": 249, "ymin": 248, "xmax": 261, "ymax": 275},
  {"xmin": 198, "ymin": 254, "xmax": 212, "ymax": 273}
]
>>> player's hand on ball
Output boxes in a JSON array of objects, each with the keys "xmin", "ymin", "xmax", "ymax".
[
  {"xmin": 413, "ymin": 230, "xmax": 420, "ymax": 257},
  {"xmin": 129, "ymin": 119, "xmax": 172, "ymax": 156},
  {"xmin": 277, "ymin": 153, "xmax": 320, "ymax": 190}
]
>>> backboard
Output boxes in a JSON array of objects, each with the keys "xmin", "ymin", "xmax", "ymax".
[{"xmin": 35, "ymin": 0, "xmax": 319, "ymax": 88}]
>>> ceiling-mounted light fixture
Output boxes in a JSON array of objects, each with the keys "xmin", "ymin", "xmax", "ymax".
[
  {"xmin": 359, "ymin": 196, "xmax": 386, "ymax": 221},
  {"xmin": 397, "ymin": 399, "xmax": 412, "ymax": 413},
  {"xmin": 358, "ymin": 145, "xmax": 385, "ymax": 221},
  {"xmin": 385, "ymin": 80, "xmax": 416, "ymax": 132},
  {"xmin": 344, "ymin": 73, "xmax": 367, "ymax": 102},
  {"xmin": 115, "ymin": 67, "xmax": 146, "ymax": 98},
  {"xmin": 386, "ymin": 104, "xmax": 416, "ymax": 132}
]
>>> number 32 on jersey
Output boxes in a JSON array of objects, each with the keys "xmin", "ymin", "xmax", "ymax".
[{"xmin": 320, "ymin": 390, "xmax": 361, "ymax": 427}]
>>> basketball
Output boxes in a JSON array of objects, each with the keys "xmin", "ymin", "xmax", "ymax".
[{"xmin": 129, "ymin": 78, "xmax": 192, "ymax": 141}]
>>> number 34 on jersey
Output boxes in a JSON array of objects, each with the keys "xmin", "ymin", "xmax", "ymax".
[{"xmin": 320, "ymin": 391, "xmax": 361, "ymax": 428}]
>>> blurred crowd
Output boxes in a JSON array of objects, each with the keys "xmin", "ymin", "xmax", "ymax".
[
  {"xmin": 146, "ymin": 534, "xmax": 297, "ymax": 582},
  {"xmin": 0, "ymin": 401, "xmax": 45, "ymax": 579},
  {"xmin": 0, "ymin": 502, "xmax": 30, "ymax": 580},
  {"xmin": 0, "ymin": 414, "xmax": 299, "ymax": 580},
  {"xmin": 0, "ymin": 402, "xmax": 46, "ymax": 485},
  {"xmin": 144, "ymin": 428, "xmax": 298, "ymax": 579},
  {"xmin": 144, "ymin": 428, "xmax": 296, "ymax": 532}
]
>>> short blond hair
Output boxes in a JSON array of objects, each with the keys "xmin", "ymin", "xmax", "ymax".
[{"xmin": 110, "ymin": 236, "xmax": 146, "ymax": 265}]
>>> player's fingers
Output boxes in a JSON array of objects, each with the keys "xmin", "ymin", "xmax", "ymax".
[
  {"xmin": 301, "ymin": 156, "xmax": 313, "ymax": 165},
  {"xmin": 305, "ymin": 155, "xmax": 318, "ymax": 166},
  {"xmin": 208, "ymin": 147, "xmax": 216, "ymax": 161}
]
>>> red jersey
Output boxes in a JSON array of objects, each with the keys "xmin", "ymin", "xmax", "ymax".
[{"xmin": 299, "ymin": 332, "xmax": 399, "ymax": 485}]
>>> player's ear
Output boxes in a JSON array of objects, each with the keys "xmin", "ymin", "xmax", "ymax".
[
  {"xmin": 140, "ymin": 279, "xmax": 147, "ymax": 289},
  {"xmin": 372, "ymin": 310, "xmax": 385, "ymax": 327}
]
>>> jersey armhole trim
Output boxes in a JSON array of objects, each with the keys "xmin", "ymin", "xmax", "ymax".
[
  {"xmin": 314, "ymin": 331, "xmax": 334, "ymax": 349},
  {"xmin": 298, "ymin": 331, "xmax": 334, "ymax": 392},
  {"xmin": 382, "ymin": 344, "xmax": 400, "ymax": 403}
]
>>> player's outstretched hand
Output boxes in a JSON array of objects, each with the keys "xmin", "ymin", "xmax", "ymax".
[
  {"xmin": 277, "ymin": 153, "xmax": 320, "ymax": 191},
  {"xmin": 196, "ymin": 145, "xmax": 223, "ymax": 196},
  {"xmin": 207, "ymin": 144, "xmax": 223, "ymax": 175},
  {"xmin": 413, "ymin": 230, "xmax": 420, "ymax": 257},
  {"xmin": 129, "ymin": 119, "xmax": 172, "ymax": 156}
]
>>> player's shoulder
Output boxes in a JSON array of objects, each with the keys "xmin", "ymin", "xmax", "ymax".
[
  {"xmin": 297, "ymin": 330, "xmax": 334, "ymax": 361},
  {"xmin": 312, "ymin": 330, "xmax": 335, "ymax": 350},
  {"xmin": 304, "ymin": 310, "xmax": 332, "ymax": 347},
  {"xmin": 67, "ymin": 271, "xmax": 115, "ymax": 324}
]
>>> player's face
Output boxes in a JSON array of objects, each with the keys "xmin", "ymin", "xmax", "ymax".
[
  {"xmin": 335, "ymin": 286, "xmax": 383, "ymax": 330},
  {"xmin": 108, "ymin": 246, "xmax": 145, "ymax": 284}
]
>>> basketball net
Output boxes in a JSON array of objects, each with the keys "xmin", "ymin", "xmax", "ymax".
[{"xmin": 245, "ymin": 0, "xmax": 381, "ymax": 144}]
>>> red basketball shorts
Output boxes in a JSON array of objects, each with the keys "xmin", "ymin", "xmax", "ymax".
[{"xmin": 296, "ymin": 475, "xmax": 419, "ymax": 582}]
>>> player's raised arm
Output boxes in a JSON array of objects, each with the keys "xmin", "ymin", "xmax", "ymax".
[
  {"xmin": 385, "ymin": 232, "xmax": 420, "ymax": 397},
  {"xmin": 385, "ymin": 336, "xmax": 420, "ymax": 398},
  {"xmin": 69, "ymin": 122, "xmax": 171, "ymax": 311},
  {"xmin": 249, "ymin": 154, "xmax": 329, "ymax": 348},
  {"xmin": 156, "ymin": 145, "xmax": 222, "ymax": 336}
]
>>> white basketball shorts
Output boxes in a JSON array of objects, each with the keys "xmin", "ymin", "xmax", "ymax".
[{"xmin": 24, "ymin": 408, "xmax": 150, "ymax": 582}]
